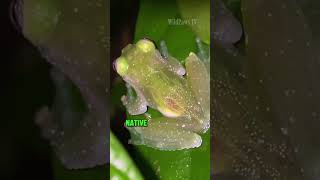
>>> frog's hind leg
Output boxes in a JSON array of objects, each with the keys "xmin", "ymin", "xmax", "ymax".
[
  {"xmin": 185, "ymin": 53, "xmax": 210, "ymax": 121},
  {"xmin": 159, "ymin": 40, "xmax": 186, "ymax": 76},
  {"xmin": 128, "ymin": 117, "xmax": 202, "ymax": 150},
  {"xmin": 121, "ymin": 83, "xmax": 147, "ymax": 115}
]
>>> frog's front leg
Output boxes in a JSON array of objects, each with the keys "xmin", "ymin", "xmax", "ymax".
[
  {"xmin": 121, "ymin": 82, "xmax": 147, "ymax": 115},
  {"xmin": 159, "ymin": 41, "xmax": 186, "ymax": 76},
  {"xmin": 128, "ymin": 117, "xmax": 202, "ymax": 150}
]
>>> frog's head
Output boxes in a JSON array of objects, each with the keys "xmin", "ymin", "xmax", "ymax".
[
  {"xmin": 114, "ymin": 39, "xmax": 156, "ymax": 77},
  {"xmin": 135, "ymin": 39, "xmax": 156, "ymax": 53}
]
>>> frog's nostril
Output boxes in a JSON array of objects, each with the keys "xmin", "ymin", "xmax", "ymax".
[{"xmin": 136, "ymin": 39, "xmax": 155, "ymax": 53}]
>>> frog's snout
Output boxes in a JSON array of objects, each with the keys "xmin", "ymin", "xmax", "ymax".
[
  {"xmin": 114, "ymin": 56, "xmax": 129, "ymax": 76},
  {"xmin": 136, "ymin": 39, "xmax": 155, "ymax": 53}
]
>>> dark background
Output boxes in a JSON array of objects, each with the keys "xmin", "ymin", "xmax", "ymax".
[
  {"xmin": 110, "ymin": 0, "xmax": 139, "ymax": 146},
  {"xmin": 1, "ymin": 0, "xmax": 54, "ymax": 179},
  {"xmin": 0, "ymin": 0, "xmax": 138, "ymax": 179}
]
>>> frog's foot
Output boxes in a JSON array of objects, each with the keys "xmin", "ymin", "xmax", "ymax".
[
  {"xmin": 159, "ymin": 40, "xmax": 186, "ymax": 76},
  {"xmin": 127, "ymin": 117, "xmax": 202, "ymax": 150},
  {"xmin": 121, "ymin": 83, "xmax": 147, "ymax": 115}
]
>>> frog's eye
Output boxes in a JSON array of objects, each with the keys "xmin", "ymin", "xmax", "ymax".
[
  {"xmin": 114, "ymin": 56, "xmax": 129, "ymax": 76},
  {"xmin": 136, "ymin": 39, "xmax": 155, "ymax": 53}
]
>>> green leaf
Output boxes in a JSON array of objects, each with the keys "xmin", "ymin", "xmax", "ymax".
[
  {"xmin": 20, "ymin": 0, "xmax": 109, "ymax": 175},
  {"xmin": 129, "ymin": 0, "xmax": 210, "ymax": 179},
  {"xmin": 161, "ymin": 24, "xmax": 197, "ymax": 62},
  {"xmin": 134, "ymin": 0, "xmax": 179, "ymax": 44},
  {"xmin": 177, "ymin": 0, "xmax": 210, "ymax": 44},
  {"xmin": 110, "ymin": 164, "xmax": 130, "ymax": 180},
  {"xmin": 110, "ymin": 131, "xmax": 143, "ymax": 180}
]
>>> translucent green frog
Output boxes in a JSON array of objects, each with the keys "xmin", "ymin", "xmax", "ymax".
[{"xmin": 114, "ymin": 39, "xmax": 210, "ymax": 150}]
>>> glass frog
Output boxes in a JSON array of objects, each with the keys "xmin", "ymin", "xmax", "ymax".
[{"xmin": 114, "ymin": 39, "xmax": 210, "ymax": 150}]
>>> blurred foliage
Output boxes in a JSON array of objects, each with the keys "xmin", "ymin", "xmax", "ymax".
[
  {"xmin": 212, "ymin": 0, "xmax": 320, "ymax": 179},
  {"xmin": 110, "ymin": 131, "xmax": 143, "ymax": 180},
  {"xmin": 19, "ymin": 0, "xmax": 108, "ymax": 179}
]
